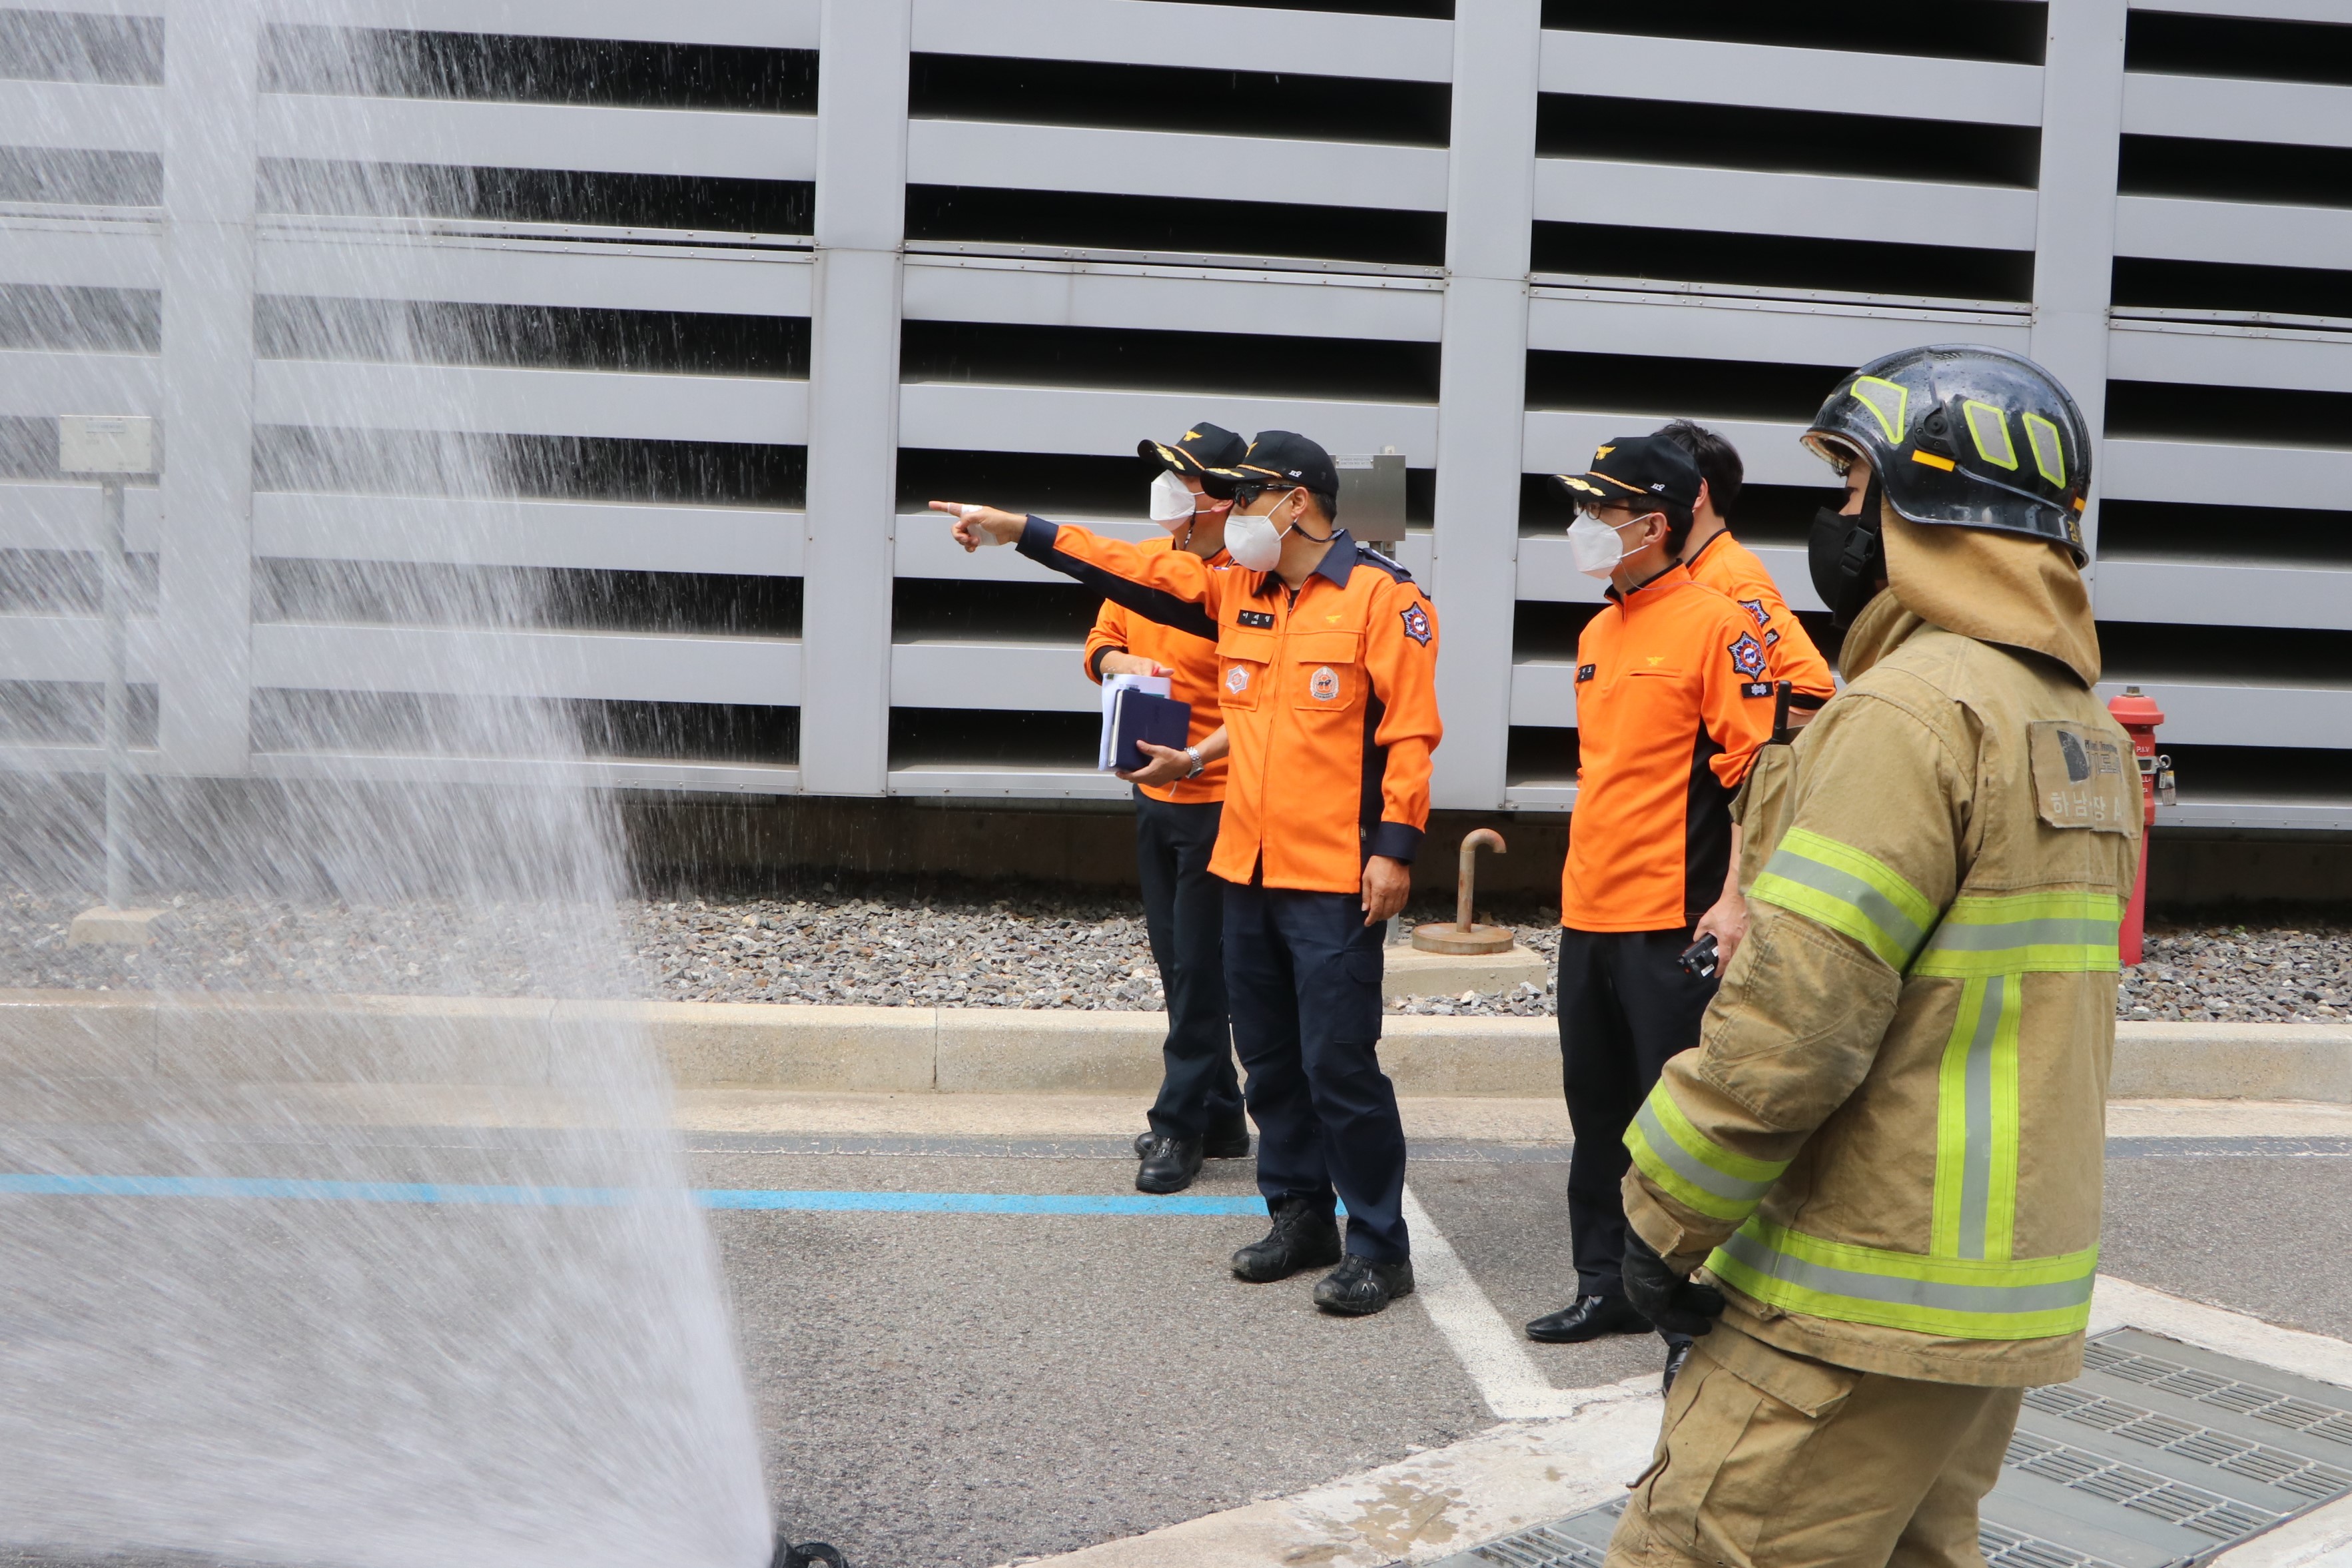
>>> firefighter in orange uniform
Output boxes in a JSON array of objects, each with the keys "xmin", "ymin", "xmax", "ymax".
[
  {"xmin": 1523, "ymin": 436, "xmax": 1774, "ymax": 1388},
  {"xmin": 1089, "ymin": 423, "xmax": 1250, "ymax": 1195},
  {"xmin": 1656, "ymin": 420, "xmax": 1837, "ymax": 724},
  {"xmin": 933, "ymin": 431, "xmax": 1441, "ymax": 1316}
]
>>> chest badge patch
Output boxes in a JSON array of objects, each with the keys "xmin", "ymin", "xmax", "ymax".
[
  {"xmin": 1728, "ymin": 631, "xmax": 1768, "ymax": 679},
  {"xmin": 1739, "ymin": 597, "xmax": 1770, "ymax": 627},
  {"xmin": 1237, "ymin": 610, "xmax": 1275, "ymax": 629},
  {"xmin": 1399, "ymin": 602, "xmax": 1432, "ymax": 646},
  {"xmin": 1226, "ymin": 664, "xmax": 1251, "ymax": 695},
  {"xmin": 1309, "ymin": 665, "xmax": 1340, "ymax": 702}
]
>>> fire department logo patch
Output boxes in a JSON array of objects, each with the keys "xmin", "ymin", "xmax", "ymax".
[
  {"xmin": 1399, "ymin": 602, "xmax": 1432, "ymax": 646},
  {"xmin": 1739, "ymin": 597, "xmax": 1770, "ymax": 627},
  {"xmin": 1310, "ymin": 665, "xmax": 1340, "ymax": 702},
  {"xmin": 1728, "ymin": 631, "xmax": 1767, "ymax": 679},
  {"xmin": 1226, "ymin": 664, "xmax": 1250, "ymax": 695}
]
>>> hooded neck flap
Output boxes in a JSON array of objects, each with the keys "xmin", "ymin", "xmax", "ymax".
[
  {"xmin": 1836, "ymin": 587, "xmax": 1924, "ymax": 685},
  {"xmin": 1878, "ymin": 504, "xmax": 2102, "ymax": 687}
]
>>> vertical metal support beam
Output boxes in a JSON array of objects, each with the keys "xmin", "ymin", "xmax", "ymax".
[
  {"xmin": 1429, "ymin": 0, "xmax": 1542, "ymax": 811},
  {"xmin": 156, "ymin": 0, "xmax": 260, "ymax": 776},
  {"xmin": 99, "ymin": 478, "xmax": 129, "ymax": 909},
  {"xmin": 2030, "ymin": 0, "xmax": 2128, "ymax": 586},
  {"xmin": 799, "ymin": 0, "xmax": 912, "ymax": 795}
]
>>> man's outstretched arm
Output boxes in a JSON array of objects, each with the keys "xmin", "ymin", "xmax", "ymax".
[{"xmin": 933, "ymin": 502, "xmax": 1220, "ymax": 637}]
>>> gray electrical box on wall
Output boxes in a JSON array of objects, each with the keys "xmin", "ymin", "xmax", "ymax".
[{"xmin": 1336, "ymin": 451, "xmax": 1406, "ymax": 543}]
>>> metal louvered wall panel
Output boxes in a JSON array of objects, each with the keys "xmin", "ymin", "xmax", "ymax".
[{"xmin": 0, "ymin": 0, "xmax": 2345, "ymax": 827}]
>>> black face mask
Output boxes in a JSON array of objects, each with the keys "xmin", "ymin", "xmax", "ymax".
[{"xmin": 1808, "ymin": 476, "xmax": 1887, "ymax": 629}]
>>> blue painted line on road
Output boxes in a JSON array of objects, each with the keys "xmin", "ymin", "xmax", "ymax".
[{"xmin": 0, "ymin": 1173, "xmax": 1275, "ymax": 1216}]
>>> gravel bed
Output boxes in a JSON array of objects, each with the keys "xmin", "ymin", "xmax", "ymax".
[{"xmin": 6, "ymin": 889, "xmax": 2348, "ymax": 1023}]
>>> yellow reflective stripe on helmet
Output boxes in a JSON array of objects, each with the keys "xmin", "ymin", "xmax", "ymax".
[
  {"xmin": 1911, "ymin": 891, "xmax": 2123, "ymax": 977},
  {"xmin": 2024, "ymin": 412, "xmax": 2066, "ymax": 488},
  {"xmin": 1707, "ymin": 1218, "xmax": 2098, "ymax": 1341},
  {"xmin": 1932, "ymin": 975, "xmax": 2024, "ymax": 1262},
  {"xmin": 1848, "ymin": 376, "xmax": 1910, "ymax": 444},
  {"xmin": 1625, "ymin": 1083, "xmax": 1789, "ymax": 1223},
  {"xmin": 1749, "ymin": 828, "xmax": 1938, "ymax": 970},
  {"xmin": 1964, "ymin": 400, "xmax": 2019, "ymax": 470}
]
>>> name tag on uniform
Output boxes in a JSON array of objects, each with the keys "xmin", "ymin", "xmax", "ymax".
[
  {"xmin": 1741, "ymin": 682, "xmax": 1772, "ymax": 699},
  {"xmin": 2029, "ymin": 721, "xmax": 2136, "ymax": 833},
  {"xmin": 1576, "ymin": 663, "xmax": 1596, "ymax": 683},
  {"xmin": 1237, "ymin": 611, "xmax": 1275, "ymax": 629}
]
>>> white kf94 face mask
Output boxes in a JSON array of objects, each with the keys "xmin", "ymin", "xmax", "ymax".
[
  {"xmin": 1224, "ymin": 505, "xmax": 1286, "ymax": 572},
  {"xmin": 1148, "ymin": 470, "xmax": 1196, "ymax": 530},
  {"xmin": 1567, "ymin": 512, "xmax": 1651, "ymax": 579}
]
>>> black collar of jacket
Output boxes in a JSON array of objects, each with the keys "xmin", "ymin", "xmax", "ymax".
[
  {"xmin": 1604, "ymin": 560, "xmax": 1682, "ymax": 605},
  {"xmin": 1250, "ymin": 528, "xmax": 1357, "ymax": 599}
]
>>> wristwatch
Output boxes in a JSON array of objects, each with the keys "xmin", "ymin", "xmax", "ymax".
[{"xmin": 1184, "ymin": 747, "xmax": 1204, "ymax": 779}]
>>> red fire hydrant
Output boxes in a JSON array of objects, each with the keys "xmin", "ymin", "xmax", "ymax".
[{"xmin": 2106, "ymin": 687, "xmax": 2170, "ymax": 966}]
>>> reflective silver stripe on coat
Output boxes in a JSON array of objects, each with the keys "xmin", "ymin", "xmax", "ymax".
[
  {"xmin": 1759, "ymin": 850, "xmax": 1930, "ymax": 958},
  {"xmin": 1958, "ymin": 975, "xmax": 2002, "ymax": 1261},
  {"xmin": 1631, "ymin": 1099, "xmax": 1778, "ymax": 1207},
  {"xmin": 1715, "ymin": 1228, "xmax": 2098, "ymax": 1316},
  {"xmin": 1920, "ymin": 917, "xmax": 2117, "ymax": 954}
]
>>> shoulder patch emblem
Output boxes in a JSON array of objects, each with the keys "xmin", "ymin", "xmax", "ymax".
[
  {"xmin": 1399, "ymin": 602, "xmax": 1432, "ymax": 646},
  {"xmin": 1728, "ymin": 631, "xmax": 1768, "ymax": 679},
  {"xmin": 1739, "ymin": 597, "xmax": 1770, "ymax": 627}
]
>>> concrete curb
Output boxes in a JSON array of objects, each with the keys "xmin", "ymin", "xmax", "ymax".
[{"xmin": 0, "ymin": 990, "xmax": 2346, "ymax": 1102}]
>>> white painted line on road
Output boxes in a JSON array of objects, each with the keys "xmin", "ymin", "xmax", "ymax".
[
  {"xmin": 1399, "ymin": 1183, "xmax": 1659, "ymax": 1423},
  {"xmin": 1001, "ymin": 1389, "xmax": 1664, "ymax": 1568},
  {"xmin": 2094, "ymin": 1276, "xmax": 2352, "ymax": 1393}
]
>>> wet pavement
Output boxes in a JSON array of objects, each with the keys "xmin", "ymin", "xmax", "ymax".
[{"xmin": 4, "ymin": 1106, "xmax": 2351, "ymax": 1568}]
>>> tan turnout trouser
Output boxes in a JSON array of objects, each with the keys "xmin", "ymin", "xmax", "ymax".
[{"xmin": 1607, "ymin": 1322, "xmax": 2023, "ymax": 1568}]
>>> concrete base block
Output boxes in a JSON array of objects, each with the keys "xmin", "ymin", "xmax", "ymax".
[
  {"xmin": 67, "ymin": 907, "xmax": 167, "ymax": 947},
  {"xmin": 2110, "ymin": 1021, "xmax": 2352, "ymax": 1102},
  {"xmin": 1383, "ymin": 943, "xmax": 1548, "ymax": 999},
  {"xmin": 1, "ymin": 990, "xmax": 2345, "ymax": 1104},
  {"xmin": 938, "ymin": 1008, "xmax": 1165, "ymax": 1094},
  {"xmin": 649, "ymin": 1001, "xmax": 937, "ymax": 1092},
  {"xmin": 1383, "ymin": 1014, "xmax": 1558, "ymax": 1096}
]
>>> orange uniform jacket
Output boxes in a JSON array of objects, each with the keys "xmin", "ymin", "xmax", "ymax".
[
  {"xmin": 1020, "ymin": 516, "xmax": 1439, "ymax": 893},
  {"xmin": 1683, "ymin": 528, "xmax": 1837, "ymax": 707},
  {"xmin": 1082, "ymin": 536, "xmax": 1230, "ymax": 805},
  {"xmin": 1562, "ymin": 566, "xmax": 1773, "ymax": 932}
]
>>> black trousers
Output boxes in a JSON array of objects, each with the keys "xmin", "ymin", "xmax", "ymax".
[
  {"xmin": 1558, "ymin": 926, "xmax": 1722, "ymax": 1298},
  {"xmin": 1136, "ymin": 792, "xmax": 1242, "ymax": 1140},
  {"xmin": 1224, "ymin": 881, "xmax": 1409, "ymax": 1262}
]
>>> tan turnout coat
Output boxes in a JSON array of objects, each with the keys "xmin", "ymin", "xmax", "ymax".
[{"xmin": 1623, "ymin": 515, "xmax": 2141, "ymax": 1387}]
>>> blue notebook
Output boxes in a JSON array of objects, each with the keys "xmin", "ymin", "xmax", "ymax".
[{"xmin": 1107, "ymin": 689, "xmax": 1193, "ymax": 773}]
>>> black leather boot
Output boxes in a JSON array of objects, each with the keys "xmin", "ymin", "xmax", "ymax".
[
  {"xmin": 1525, "ymin": 1294, "xmax": 1653, "ymax": 1343},
  {"xmin": 1663, "ymin": 1334, "xmax": 1695, "ymax": 1392},
  {"xmin": 1313, "ymin": 1254, "xmax": 1415, "ymax": 1316},
  {"xmin": 1231, "ymin": 1198, "xmax": 1342, "ymax": 1282},
  {"xmin": 1203, "ymin": 1112, "xmax": 1252, "ymax": 1159},
  {"xmin": 1136, "ymin": 1134, "xmax": 1205, "ymax": 1194}
]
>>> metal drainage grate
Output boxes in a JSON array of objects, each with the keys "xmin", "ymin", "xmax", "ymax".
[{"xmin": 1425, "ymin": 1328, "xmax": 2352, "ymax": 1568}]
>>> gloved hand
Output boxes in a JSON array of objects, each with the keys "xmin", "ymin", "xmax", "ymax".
[{"xmin": 1622, "ymin": 1229, "xmax": 1727, "ymax": 1338}]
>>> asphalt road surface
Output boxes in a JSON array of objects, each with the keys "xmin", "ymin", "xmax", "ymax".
[{"xmin": 4, "ymin": 1112, "xmax": 2349, "ymax": 1568}]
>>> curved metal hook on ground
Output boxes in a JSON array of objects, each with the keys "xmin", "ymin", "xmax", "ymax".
[{"xmin": 1457, "ymin": 829, "xmax": 1506, "ymax": 933}]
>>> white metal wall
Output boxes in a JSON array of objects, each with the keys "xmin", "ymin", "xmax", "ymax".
[{"xmin": 2, "ymin": 0, "xmax": 2347, "ymax": 829}]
